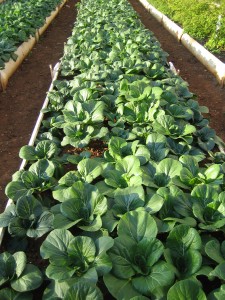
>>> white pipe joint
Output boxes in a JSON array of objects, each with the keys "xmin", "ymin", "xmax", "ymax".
[
  {"xmin": 162, "ymin": 16, "xmax": 184, "ymax": 42},
  {"xmin": 181, "ymin": 33, "xmax": 225, "ymax": 85}
]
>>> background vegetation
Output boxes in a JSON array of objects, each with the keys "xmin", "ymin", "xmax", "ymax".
[{"xmin": 147, "ymin": 0, "xmax": 225, "ymax": 52}]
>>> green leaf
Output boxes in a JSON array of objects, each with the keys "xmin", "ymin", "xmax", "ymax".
[
  {"xmin": 5, "ymin": 181, "xmax": 32, "ymax": 202},
  {"xmin": 179, "ymin": 250, "xmax": 202, "ymax": 278},
  {"xmin": 0, "ymin": 288, "xmax": 32, "ymax": 300},
  {"xmin": 40, "ymin": 229, "xmax": 74, "ymax": 264},
  {"xmin": 146, "ymin": 133, "xmax": 169, "ymax": 162},
  {"xmin": 78, "ymin": 215, "xmax": 103, "ymax": 232},
  {"xmin": 95, "ymin": 181, "xmax": 115, "ymax": 197},
  {"xmin": 118, "ymin": 211, "xmax": 158, "ymax": 242},
  {"xmin": 19, "ymin": 141, "xmax": 58, "ymax": 161},
  {"xmin": 132, "ymin": 261, "xmax": 175, "ymax": 296},
  {"xmin": 0, "ymin": 204, "xmax": 16, "ymax": 227},
  {"xmin": 35, "ymin": 140, "xmax": 58, "ymax": 159},
  {"xmin": 26, "ymin": 211, "xmax": 54, "ymax": 238},
  {"xmin": 210, "ymin": 262, "xmax": 225, "ymax": 280},
  {"xmin": 208, "ymin": 285, "xmax": 225, "ymax": 300},
  {"xmin": 45, "ymin": 264, "xmax": 75, "ymax": 282},
  {"xmin": 11, "ymin": 264, "xmax": 43, "ymax": 292},
  {"xmin": 205, "ymin": 240, "xmax": 225, "ymax": 264},
  {"xmin": 8, "ymin": 218, "xmax": 27, "ymax": 238},
  {"xmin": 94, "ymin": 237, "xmax": 114, "ymax": 276},
  {"xmin": 19, "ymin": 146, "xmax": 37, "ymax": 161},
  {"xmin": 135, "ymin": 145, "xmax": 150, "ymax": 166},
  {"xmin": 68, "ymin": 236, "xmax": 96, "ymax": 267},
  {"xmin": 204, "ymin": 164, "xmax": 221, "ymax": 182},
  {"xmin": 165, "ymin": 225, "xmax": 202, "ymax": 278},
  {"xmin": 0, "ymin": 252, "xmax": 16, "ymax": 286},
  {"xmin": 64, "ymin": 281, "xmax": 103, "ymax": 300},
  {"xmin": 95, "ymin": 236, "xmax": 114, "ymax": 255},
  {"xmin": 114, "ymin": 186, "xmax": 145, "ymax": 213},
  {"xmin": 166, "ymin": 104, "xmax": 193, "ymax": 119},
  {"xmin": 77, "ymin": 158, "xmax": 103, "ymax": 183},
  {"xmin": 43, "ymin": 279, "xmax": 71, "ymax": 299},
  {"xmin": 116, "ymin": 155, "xmax": 142, "ymax": 177},
  {"xmin": 104, "ymin": 170, "xmax": 128, "ymax": 189},
  {"xmin": 43, "ymin": 278, "xmax": 84, "ymax": 300},
  {"xmin": 29, "ymin": 159, "xmax": 55, "ymax": 180},
  {"xmin": 13, "ymin": 252, "xmax": 27, "ymax": 278},
  {"xmin": 16, "ymin": 196, "xmax": 42, "ymax": 219},
  {"xmin": 167, "ymin": 279, "xmax": 206, "ymax": 300},
  {"xmin": 130, "ymin": 297, "xmax": 149, "ymax": 300},
  {"xmin": 103, "ymin": 273, "xmax": 141, "ymax": 300},
  {"xmin": 166, "ymin": 224, "xmax": 202, "ymax": 255},
  {"xmin": 145, "ymin": 193, "xmax": 164, "ymax": 214},
  {"xmin": 108, "ymin": 136, "xmax": 127, "ymax": 160},
  {"xmin": 53, "ymin": 211, "xmax": 82, "ymax": 229},
  {"xmin": 53, "ymin": 185, "xmax": 77, "ymax": 202},
  {"xmin": 109, "ymin": 237, "xmax": 136, "ymax": 279},
  {"xmin": 134, "ymin": 238, "xmax": 164, "ymax": 271},
  {"xmin": 157, "ymin": 158, "xmax": 182, "ymax": 178},
  {"xmin": 54, "ymin": 182, "xmax": 107, "ymax": 231},
  {"xmin": 153, "ymin": 115, "xmax": 174, "ymax": 135}
]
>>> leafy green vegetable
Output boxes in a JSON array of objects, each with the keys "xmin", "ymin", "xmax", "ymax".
[
  {"xmin": 0, "ymin": 251, "xmax": 42, "ymax": 292},
  {"xmin": 167, "ymin": 279, "xmax": 206, "ymax": 300},
  {"xmin": 0, "ymin": 288, "xmax": 32, "ymax": 300},
  {"xmin": 0, "ymin": 0, "xmax": 64, "ymax": 69},
  {"xmin": 19, "ymin": 140, "xmax": 59, "ymax": 161},
  {"xmin": 0, "ymin": 196, "xmax": 53, "ymax": 238},
  {"xmin": 2, "ymin": 0, "xmax": 225, "ymax": 297},
  {"xmin": 191, "ymin": 185, "xmax": 225, "ymax": 231},
  {"xmin": 40, "ymin": 229, "xmax": 114, "ymax": 282},
  {"xmin": 5, "ymin": 159, "xmax": 56, "ymax": 201},
  {"xmin": 165, "ymin": 225, "xmax": 202, "ymax": 279},
  {"xmin": 52, "ymin": 181, "xmax": 107, "ymax": 231},
  {"xmin": 142, "ymin": 158, "xmax": 182, "ymax": 188},
  {"xmin": 104, "ymin": 211, "xmax": 175, "ymax": 298}
]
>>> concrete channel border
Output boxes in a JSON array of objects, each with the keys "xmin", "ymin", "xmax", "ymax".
[
  {"xmin": 0, "ymin": 62, "xmax": 60, "ymax": 246},
  {"xmin": 0, "ymin": 0, "xmax": 67, "ymax": 91},
  {"xmin": 138, "ymin": 0, "xmax": 225, "ymax": 86}
]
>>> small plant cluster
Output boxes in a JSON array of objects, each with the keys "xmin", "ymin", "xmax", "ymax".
[
  {"xmin": 148, "ymin": 0, "xmax": 225, "ymax": 53},
  {"xmin": 1, "ymin": 0, "xmax": 225, "ymax": 298},
  {"xmin": 0, "ymin": 0, "xmax": 63, "ymax": 69}
]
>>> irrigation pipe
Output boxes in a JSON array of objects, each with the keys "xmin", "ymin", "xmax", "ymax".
[
  {"xmin": 138, "ymin": 0, "xmax": 225, "ymax": 85},
  {"xmin": 0, "ymin": 0, "xmax": 67, "ymax": 91},
  {"xmin": 0, "ymin": 62, "xmax": 61, "ymax": 246}
]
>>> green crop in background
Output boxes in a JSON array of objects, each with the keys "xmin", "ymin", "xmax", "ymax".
[{"xmin": 148, "ymin": 0, "xmax": 225, "ymax": 52}]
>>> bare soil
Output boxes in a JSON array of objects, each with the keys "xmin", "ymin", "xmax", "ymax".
[{"xmin": 1, "ymin": 0, "xmax": 225, "ymax": 215}]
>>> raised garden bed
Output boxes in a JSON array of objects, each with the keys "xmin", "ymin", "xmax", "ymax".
[
  {"xmin": 0, "ymin": 0, "xmax": 67, "ymax": 90},
  {"xmin": 1, "ymin": 0, "xmax": 225, "ymax": 298}
]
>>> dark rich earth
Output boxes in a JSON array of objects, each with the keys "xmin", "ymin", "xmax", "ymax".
[{"xmin": 1, "ymin": 0, "xmax": 225, "ymax": 214}]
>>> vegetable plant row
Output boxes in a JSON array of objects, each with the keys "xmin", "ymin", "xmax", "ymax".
[
  {"xmin": 0, "ymin": 0, "xmax": 64, "ymax": 69},
  {"xmin": 1, "ymin": 0, "xmax": 225, "ymax": 298}
]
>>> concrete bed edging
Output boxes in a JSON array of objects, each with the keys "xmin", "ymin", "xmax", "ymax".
[
  {"xmin": 0, "ymin": 62, "xmax": 61, "ymax": 246},
  {"xmin": 0, "ymin": 0, "xmax": 67, "ymax": 91},
  {"xmin": 138, "ymin": 0, "xmax": 225, "ymax": 85}
]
